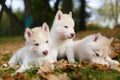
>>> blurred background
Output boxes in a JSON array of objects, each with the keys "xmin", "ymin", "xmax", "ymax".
[
  {"xmin": 0, "ymin": 0, "xmax": 120, "ymax": 36},
  {"xmin": 1, "ymin": 1, "xmax": 120, "ymax": 79}
]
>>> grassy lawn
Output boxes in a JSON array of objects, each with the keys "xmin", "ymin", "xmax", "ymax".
[
  {"xmin": 0, "ymin": 36, "xmax": 24, "ymax": 55},
  {"xmin": 80, "ymin": 66, "xmax": 120, "ymax": 80},
  {"xmin": 0, "ymin": 36, "xmax": 24, "ymax": 43},
  {"xmin": 75, "ymin": 27, "xmax": 120, "ymax": 40},
  {"xmin": 0, "ymin": 28, "xmax": 120, "ymax": 80}
]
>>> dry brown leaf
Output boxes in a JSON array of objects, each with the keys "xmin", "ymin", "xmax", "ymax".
[
  {"xmin": 109, "ymin": 52, "xmax": 118, "ymax": 58},
  {"xmin": 113, "ymin": 43, "xmax": 120, "ymax": 54},
  {"xmin": 54, "ymin": 59, "xmax": 81, "ymax": 71},
  {"xmin": 54, "ymin": 59, "xmax": 68, "ymax": 71},
  {"xmin": 111, "ymin": 38, "xmax": 120, "ymax": 57},
  {"xmin": 72, "ymin": 72, "xmax": 82, "ymax": 79},
  {"xmin": 38, "ymin": 62, "xmax": 54, "ymax": 74},
  {"xmin": 90, "ymin": 62, "xmax": 110, "ymax": 70},
  {"xmin": 80, "ymin": 61, "xmax": 90, "ymax": 67},
  {"xmin": 54, "ymin": 59, "xmax": 68, "ymax": 68},
  {"xmin": 46, "ymin": 74, "xmax": 60, "ymax": 80},
  {"xmin": 110, "ymin": 64, "xmax": 120, "ymax": 72},
  {"xmin": 1, "ymin": 74, "xmax": 14, "ymax": 80},
  {"xmin": 58, "ymin": 73, "xmax": 70, "ymax": 80},
  {"xmin": 37, "ymin": 60, "xmax": 81, "ymax": 80},
  {"xmin": 112, "ymin": 38, "xmax": 120, "ymax": 43},
  {"xmin": 0, "ymin": 41, "xmax": 24, "ymax": 55},
  {"xmin": 42, "ymin": 73, "xmax": 70, "ymax": 80},
  {"xmin": 14, "ymin": 72, "xmax": 25, "ymax": 80},
  {"xmin": 37, "ymin": 62, "xmax": 54, "ymax": 80}
]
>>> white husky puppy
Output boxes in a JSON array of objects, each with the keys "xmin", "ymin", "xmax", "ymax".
[
  {"xmin": 8, "ymin": 23, "xmax": 50, "ymax": 73},
  {"xmin": 50, "ymin": 10, "xmax": 75, "ymax": 63},
  {"xmin": 73, "ymin": 33, "xmax": 119, "ymax": 66}
]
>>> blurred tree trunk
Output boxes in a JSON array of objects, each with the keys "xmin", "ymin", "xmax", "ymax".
[
  {"xmin": 110, "ymin": 0, "xmax": 120, "ymax": 26},
  {"xmin": 62, "ymin": 0, "xmax": 73, "ymax": 13},
  {"xmin": 32, "ymin": 0, "xmax": 53, "ymax": 27},
  {"xmin": 9, "ymin": 1, "xmax": 13, "ymax": 36},
  {"xmin": 0, "ymin": 0, "xmax": 5, "ymax": 24},
  {"xmin": 24, "ymin": 0, "xmax": 32, "ymax": 27},
  {"xmin": 115, "ymin": 0, "xmax": 119, "ymax": 25},
  {"xmin": 79, "ymin": 0, "xmax": 86, "ymax": 31},
  {"xmin": 0, "ymin": 8, "xmax": 3, "ymax": 35},
  {"xmin": 54, "ymin": 0, "xmax": 60, "ymax": 13},
  {"xmin": 0, "ymin": 0, "xmax": 25, "ymax": 34},
  {"xmin": 24, "ymin": 0, "xmax": 31, "ymax": 17},
  {"xmin": 0, "ymin": 8, "xmax": 3, "ymax": 24}
]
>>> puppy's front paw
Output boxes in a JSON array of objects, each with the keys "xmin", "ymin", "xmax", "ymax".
[
  {"xmin": 91, "ymin": 59, "xmax": 109, "ymax": 67},
  {"xmin": 110, "ymin": 60, "xmax": 119, "ymax": 65},
  {"xmin": 15, "ymin": 69, "xmax": 23, "ymax": 74},
  {"xmin": 8, "ymin": 62, "xmax": 15, "ymax": 68},
  {"xmin": 101, "ymin": 61, "xmax": 109, "ymax": 67}
]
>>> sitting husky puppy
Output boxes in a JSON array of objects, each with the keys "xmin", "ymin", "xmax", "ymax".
[
  {"xmin": 73, "ymin": 33, "xmax": 119, "ymax": 66},
  {"xmin": 8, "ymin": 23, "xmax": 50, "ymax": 73},
  {"xmin": 50, "ymin": 10, "xmax": 75, "ymax": 63}
]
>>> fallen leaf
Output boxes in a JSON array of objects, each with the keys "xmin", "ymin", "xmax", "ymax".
[
  {"xmin": 37, "ymin": 62, "xmax": 54, "ymax": 80},
  {"xmin": 90, "ymin": 62, "xmax": 110, "ymax": 70},
  {"xmin": 14, "ymin": 72, "xmax": 25, "ymax": 80},
  {"xmin": 1, "ymin": 74, "xmax": 14, "ymax": 80},
  {"xmin": 46, "ymin": 74, "xmax": 60, "ymax": 80},
  {"xmin": 58, "ymin": 73, "xmax": 70, "ymax": 80},
  {"xmin": 38, "ymin": 62, "xmax": 54, "ymax": 74},
  {"xmin": 110, "ymin": 64, "xmax": 120, "ymax": 72},
  {"xmin": 54, "ymin": 59, "xmax": 81, "ymax": 71},
  {"xmin": 109, "ymin": 52, "xmax": 118, "ymax": 58}
]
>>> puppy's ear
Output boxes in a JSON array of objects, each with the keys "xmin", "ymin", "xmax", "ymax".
[
  {"xmin": 56, "ymin": 10, "xmax": 63, "ymax": 20},
  {"xmin": 24, "ymin": 28, "xmax": 32, "ymax": 40},
  {"xmin": 42, "ymin": 22, "xmax": 49, "ymax": 33},
  {"xmin": 69, "ymin": 11, "xmax": 72, "ymax": 17},
  {"xmin": 93, "ymin": 33, "xmax": 101, "ymax": 42}
]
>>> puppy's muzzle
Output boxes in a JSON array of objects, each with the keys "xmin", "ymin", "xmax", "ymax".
[
  {"xmin": 71, "ymin": 33, "xmax": 75, "ymax": 38},
  {"xmin": 42, "ymin": 50, "xmax": 48, "ymax": 55}
]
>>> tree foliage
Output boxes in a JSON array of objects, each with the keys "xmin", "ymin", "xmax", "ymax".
[
  {"xmin": 94, "ymin": 0, "xmax": 120, "ymax": 28},
  {"xmin": 0, "ymin": 0, "xmax": 91, "ymax": 36},
  {"xmin": 31, "ymin": 0, "xmax": 54, "ymax": 27},
  {"xmin": 62, "ymin": 0, "xmax": 73, "ymax": 13}
]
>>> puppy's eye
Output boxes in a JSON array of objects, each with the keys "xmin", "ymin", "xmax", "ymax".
[
  {"xmin": 46, "ymin": 40, "xmax": 48, "ymax": 43},
  {"xmin": 64, "ymin": 26, "xmax": 68, "ymax": 28},
  {"xmin": 95, "ymin": 53, "xmax": 99, "ymax": 57},
  {"xmin": 34, "ymin": 43, "xmax": 39, "ymax": 46}
]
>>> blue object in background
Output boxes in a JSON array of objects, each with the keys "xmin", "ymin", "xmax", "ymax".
[{"xmin": 25, "ymin": 16, "xmax": 32, "ymax": 28}]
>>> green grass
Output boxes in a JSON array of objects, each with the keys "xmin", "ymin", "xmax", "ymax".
[
  {"xmin": 0, "ymin": 36, "xmax": 24, "ymax": 43},
  {"xmin": 117, "ymin": 35, "xmax": 120, "ymax": 40},
  {"xmin": 54, "ymin": 64, "xmax": 120, "ymax": 80},
  {"xmin": 87, "ymin": 25, "xmax": 109, "ymax": 30},
  {"xmin": 80, "ymin": 67, "xmax": 120, "ymax": 80}
]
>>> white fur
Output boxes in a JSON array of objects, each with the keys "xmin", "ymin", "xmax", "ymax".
[
  {"xmin": 50, "ymin": 10, "xmax": 75, "ymax": 63},
  {"xmin": 73, "ymin": 33, "xmax": 119, "ymax": 66},
  {"xmin": 8, "ymin": 23, "xmax": 50, "ymax": 73}
]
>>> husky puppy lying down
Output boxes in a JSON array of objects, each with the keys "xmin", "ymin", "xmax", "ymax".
[
  {"xmin": 73, "ymin": 33, "xmax": 119, "ymax": 66},
  {"xmin": 8, "ymin": 23, "xmax": 50, "ymax": 73}
]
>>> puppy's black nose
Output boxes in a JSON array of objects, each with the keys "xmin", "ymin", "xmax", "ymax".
[
  {"xmin": 42, "ymin": 50, "xmax": 48, "ymax": 55},
  {"xmin": 71, "ymin": 33, "xmax": 75, "ymax": 38}
]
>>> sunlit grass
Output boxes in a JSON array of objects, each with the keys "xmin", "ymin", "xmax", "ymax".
[
  {"xmin": 0, "ymin": 36, "xmax": 24, "ymax": 43},
  {"xmin": 0, "ymin": 36, "xmax": 24, "ymax": 55},
  {"xmin": 80, "ymin": 67, "xmax": 120, "ymax": 80}
]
